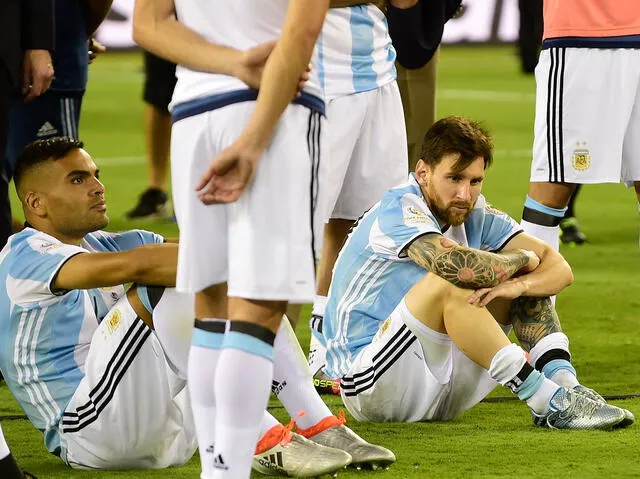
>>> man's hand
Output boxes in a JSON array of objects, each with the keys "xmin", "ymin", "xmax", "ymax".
[
  {"xmin": 196, "ymin": 139, "xmax": 263, "ymax": 204},
  {"xmin": 467, "ymin": 278, "xmax": 528, "ymax": 307},
  {"xmin": 22, "ymin": 50, "xmax": 54, "ymax": 102},
  {"xmin": 234, "ymin": 41, "xmax": 310, "ymax": 95},
  {"xmin": 88, "ymin": 37, "xmax": 107, "ymax": 63}
]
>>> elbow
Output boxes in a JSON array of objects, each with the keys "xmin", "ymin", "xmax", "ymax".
[
  {"xmin": 132, "ymin": 22, "xmax": 149, "ymax": 48},
  {"xmin": 563, "ymin": 261, "xmax": 574, "ymax": 288}
]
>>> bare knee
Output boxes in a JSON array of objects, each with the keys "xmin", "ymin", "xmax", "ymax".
[{"xmin": 527, "ymin": 182, "xmax": 576, "ymax": 209}]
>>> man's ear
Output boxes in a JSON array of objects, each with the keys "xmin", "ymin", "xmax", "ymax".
[
  {"xmin": 415, "ymin": 159, "xmax": 430, "ymax": 186},
  {"xmin": 24, "ymin": 191, "xmax": 47, "ymax": 218}
]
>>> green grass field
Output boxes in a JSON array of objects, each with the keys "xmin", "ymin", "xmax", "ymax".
[{"xmin": 2, "ymin": 45, "xmax": 640, "ymax": 478}]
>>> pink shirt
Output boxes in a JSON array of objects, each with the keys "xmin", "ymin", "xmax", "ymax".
[{"xmin": 544, "ymin": 0, "xmax": 640, "ymax": 40}]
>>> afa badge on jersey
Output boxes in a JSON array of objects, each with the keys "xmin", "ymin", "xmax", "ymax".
[
  {"xmin": 405, "ymin": 206, "xmax": 435, "ymax": 225},
  {"xmin": 572, "ymin": 143, "xmax": 590, "ymax": 171},
  {"xmin": 105, "ymin": 309, "xmax": 122, "ymax": 334}
]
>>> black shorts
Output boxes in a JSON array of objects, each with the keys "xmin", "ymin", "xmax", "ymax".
[{"xmin": 143, "ymin": 51, "xmax": 177, "ymax": 112}]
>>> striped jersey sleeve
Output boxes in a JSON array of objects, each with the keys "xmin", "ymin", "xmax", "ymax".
[{"xmin": 6, "ymin": 231, "xmax": 87, "ymax": 306}]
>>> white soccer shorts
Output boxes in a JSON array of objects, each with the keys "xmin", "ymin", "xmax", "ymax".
[
  {"xmin": 324, "ymin": 81, "xmax": 407, "ymax": 220},
  {"xmin": 531, "ymin": 47, "xmax": 640, "ymax": 185},
  {"xmin": 171, "ymin": 102, "xmax": 327, "ymax": 303},
  {"xmin": 340, "ymin": 300, "xmax": 497, "ymax": 422},
  {"xmin": 60, "ymin": 295, "xmax": 197, "ymax": 469}
]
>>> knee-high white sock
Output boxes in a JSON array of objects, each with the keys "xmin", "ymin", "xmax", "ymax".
[
  {"xmin": 0, "ymin": 424, "xmax": 10, "ymax": 459},
  {"xmin": 273, "ymin": 317, "xmax": 333, "ymax": 430},
  {"xmin": 150, "ymin": 288, "xmax": 195, "ymax": 378},
  {"xmin": 189, "ymin": 320, "xmax": 226, "ymax": 479},
  {"xmin": 521, "ymin": 195, "xmax": 567, "ymax": 252},
  {"xmin": 212, "ymin": 325, "xmax": 275, "ymax": 479},
  {"xmin": 259, "ymin": 411, "xmax": 281, "ymax": 437}
]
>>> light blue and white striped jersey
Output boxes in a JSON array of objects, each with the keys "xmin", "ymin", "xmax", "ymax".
[
  {"xmin": 323, "ymin": 174, "xmax": 523, "ymax": 378},
  {"xmin": 0, "ymin": 228, "xmax": 163, "ymax": 456},
  {"xmin": 316, "ymin": 4, "xmax": 397, "ymax": 100}
]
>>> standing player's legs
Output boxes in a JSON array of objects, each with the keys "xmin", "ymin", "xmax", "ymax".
[
  {"xmin": 396, "ymin": 50, "xmax": 438, "ymax": 170},
  {"xmin": 522, "ymin": 48, "xmax": 640, "ymax": 250},
  {"xmin": 309, "ymin": 83, "xmax": 407, "ymax": 388},
  {"xmin": 6, "ymin": 89, "xmax": 83, "ymax": 174},
  {"xmin": 126, "ymin": 51, "xmax": 176, "ymax": 219},
  {"xmin": 175, "ymin": 103, "xmax": 326, "ymax": 478}
]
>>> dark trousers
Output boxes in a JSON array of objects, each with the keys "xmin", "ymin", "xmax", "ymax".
[
  {"xmin": 518, "ymin": 0, "xmax": 543, "ymax": 73},
  {"xmin": 0, "ymin": 62, "xmax": 14, "ymax": 250}
]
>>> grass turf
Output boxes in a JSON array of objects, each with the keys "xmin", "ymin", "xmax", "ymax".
[{"xmin": 2, "ymin": 45, "xmax": 640, "ymax": 478}]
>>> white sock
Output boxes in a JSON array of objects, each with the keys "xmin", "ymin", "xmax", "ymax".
[
  {"xmin": 213, "ymin": 344, "xmax": 274, "ymax": 479},
  {"xmin": 259, "ymin": 411, "xmax": 281, "ymax": 437},
  {"xmin": 308, "ymin": 334, "xmax": 327, "ymax": 376},
  {"xmin": 151, "ymin": 288, "xmax": 195, "ymax": 378},
  {"xmin": 189, "ymin": 320, "xmax": 226, "ymax": 479},
  {"xmin": 311, "ymin": 295, "xmax": 327, "ymax": 318},
  {"xmin": 0, "ymin": 424, "xmax": 10, "ymax": 459},
  {"xmin": 309, "ymin": 295, "xmax": 328, "ymax": 374},
  {"xmin": 525, "ymin": 377, "xmax": 561, "ymax": 415},
  {"xmin": 273, "ymin": 317, "xmax": 333, "ymax": 430},
  {"xmin": 520, "ymin": 219, "xmax": 560, "ymax": 252},
  {"xmin": 550, "ymin": 369, "xmax": 579, "ymax": 389}
]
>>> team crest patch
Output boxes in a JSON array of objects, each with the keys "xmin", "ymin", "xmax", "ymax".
[
  {"xmin": 572, "ymin": 143, "xmax": 590, "ymax": 171},
  {"xmin": 106, "ymin": 309, "xmax": 122, "ymax": 334},
  {"xmin": 372, "ymin": 317, "xmax": 393, "ymax": 343}
]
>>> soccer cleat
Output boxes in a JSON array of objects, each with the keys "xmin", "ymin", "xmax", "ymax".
[
  {"xmin": 573, "ymin": 385, "xmax": 635, "ymax": 428},
  {"xmin": 253, "ymin": 423, "xmax": 351, "ymax": 477},
  {"xmin": 559, "ymin": 217, "xmax": 587, "ymax": 245},
  {"xmin": 298, "ymin": 413, "xmax": 396, "ymax": 469},
  {"xmin": 125, "ymin": 188, "xmax": 170, "ymax": 219},
  {"xmin": 313, "ymin": 369, "xmax": 341, "ymax": 396},
  {"xmin": 531, "ymin": 387, "xmax": 627, "ymax": 430}
]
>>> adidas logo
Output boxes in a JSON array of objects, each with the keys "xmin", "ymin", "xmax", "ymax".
[
  {"xmin": 205, "ymin": 444, "xmax": 215, "ymax": 454},
  {"xmin": 37, "ymin": 121, "xmax": 57, "ymax": 138},
  {"xmin": 257, "ymin": 451, "xmax": 284, "ymax": 471},
  {"xmin": 271, "ymin": 379, "xmax": 287, "ymax": 395},
  {"xmin": 213, "ymin": 453, "xmax": 228, "ymax": 471}
]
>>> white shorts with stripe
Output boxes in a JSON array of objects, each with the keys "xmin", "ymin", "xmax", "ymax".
[
  {"xmin": 60, "ymin": 296, "xmax": 197, "ymax": 469},
  {"xmin": 171, "ymin": 102, "xmax": 327, "ymax": 302},
  {"xmin": 325, "ymin": 81, "xmax": 407, "ymax": 220},
  {"xmin": 531, "ymin": 47, "xmax": 640, "ymax": 185},
  {"xmin": 340, "ymin": 300, "xmax": 497, "ymax": 422}
]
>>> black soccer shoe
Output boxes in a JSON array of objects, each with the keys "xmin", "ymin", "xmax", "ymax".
[
  {"xmin": 125, "ymin": 188, "xmax": 170, "ymax": 219},
  {"xmin": 560, "ymin": 217, "xmax": 587, "ymax": 245}
]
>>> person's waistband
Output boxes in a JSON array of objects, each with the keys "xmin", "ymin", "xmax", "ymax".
[
  {"xmin": 543, "ymin": 35, "xmax": 640, "ymax": 49},
  {"xmin": 172, "ymin": 88, "xmax": 325, "ymax": 123}
]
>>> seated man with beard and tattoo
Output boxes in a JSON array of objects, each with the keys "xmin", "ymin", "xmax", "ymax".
[{"xmin": 317, "ymin": 116, "xmax": 634, "ymax": 429}]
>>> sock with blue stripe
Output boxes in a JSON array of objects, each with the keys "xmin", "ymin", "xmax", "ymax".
[
  {"xmin": 189, "ymin": 319, "xmax": 226, "ymax": 479},
  {"xmin": 489, "ymin": 343, "xmax": 559, "ymax": 415},
  {"xmin": 528, "ymin": 332, "xmax": 578, "ymax": 389},
  {"xmin": 212, "ymin": 321, "xmax": 276, "ymax": 479},
  {"xmin": 521, "ymin": 195, "xmax": 568, "ymax": 252}
]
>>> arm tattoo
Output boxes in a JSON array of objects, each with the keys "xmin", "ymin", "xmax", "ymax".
[
  {"xmin": 509, "ymin": 297, "xmax": 562, "ymax": 352},
  {"xmin": 407, "ymin": 235, "xmax": 530, "ymax": 289}
]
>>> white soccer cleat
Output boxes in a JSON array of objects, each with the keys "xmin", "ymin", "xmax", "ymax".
[
  {"xmin": 298, "ymin": 414, "xmax": 396, "ymax": 469},
  {"xmin": 253, "ymin": 425, "xmax": 352, "ymax": 477}
]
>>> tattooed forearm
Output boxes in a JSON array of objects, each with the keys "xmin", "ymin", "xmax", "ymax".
[
  {"xmin": 510, "ymin": 296, "xmax": 562, "ymax": 352},
  {"xmin": 407, "ymin": 235, "xmax": 531, "ymax": 289}
]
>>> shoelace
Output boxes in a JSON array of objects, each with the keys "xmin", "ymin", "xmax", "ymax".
[
  {"xmin": 556, "ymin": 390, "xmax": 599, "ymax": 421},
  {"xmin": 296, "ymin": 410, "xmax": 347, "ymax": 438},
  {"xmin": 254, "ymin": 412, "xmax": 303, "ymax": 455}
]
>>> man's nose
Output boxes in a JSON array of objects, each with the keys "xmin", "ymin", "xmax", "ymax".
[{"xmin": 456, "ymin": 183, "xmax": 471, "ymax": 202}]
